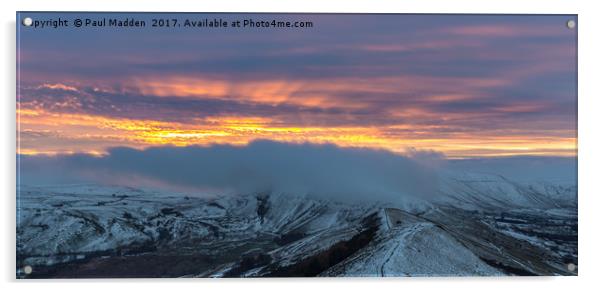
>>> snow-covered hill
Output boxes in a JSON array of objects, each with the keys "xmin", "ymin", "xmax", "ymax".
[
  {"xmin": 16, "ymin": 171, "xmax": 577, "ymax": 278},
  {"xmin": 435, "ymin": 171, "xmax": 577, "ymax": 210}
]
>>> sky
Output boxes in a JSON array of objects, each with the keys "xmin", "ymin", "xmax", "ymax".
[{"xmin": 17, "ymin": 13, "xmax": 577, "ymax": 158}]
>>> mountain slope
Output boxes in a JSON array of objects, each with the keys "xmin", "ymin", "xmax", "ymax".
[{"xmin": 16, "ymin": 172, "xmax": 577, "ymax": 278}]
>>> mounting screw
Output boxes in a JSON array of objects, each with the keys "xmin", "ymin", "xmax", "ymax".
[
  {"xmin": 22, "ymin": 17, "xmax": 33, "ymax": 27},
  {"xmin": 566, "ymin": 20, "xmax": 576, "ymax": 29},
  {"xmin": 567, "ymin": 263, "xmax": 576, "ymax": 272}
]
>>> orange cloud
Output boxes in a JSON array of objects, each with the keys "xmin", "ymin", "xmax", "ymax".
[{"xmin": 17, "ymin": 106, "xmax": 576, "ymax": 158}]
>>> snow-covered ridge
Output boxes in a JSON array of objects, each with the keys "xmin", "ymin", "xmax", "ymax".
[{"xmin": 436, "ymin": 171, "xmax": 576, "ymax": 210}]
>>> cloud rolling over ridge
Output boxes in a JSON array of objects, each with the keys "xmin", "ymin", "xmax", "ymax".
[{"xmin": 19, "ymin": 140, "xmax": 443, "ymax": 204}]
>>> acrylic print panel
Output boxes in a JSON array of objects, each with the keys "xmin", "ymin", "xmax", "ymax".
[{"xmin": 16, "ymin": 12, "xmax": 577, "ymax": 278}]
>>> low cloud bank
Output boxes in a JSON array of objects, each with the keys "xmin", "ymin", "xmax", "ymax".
[
  {"xmin": 18, "ymin": 140, "xmax": 576, "ymax": 204},
  {"xmin": 18, "ymin": 140, "xmax": 441, "ymax": 203}
]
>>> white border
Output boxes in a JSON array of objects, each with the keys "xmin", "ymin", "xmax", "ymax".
[{"xmin": 2, "ymin": 1, "xmax": 601, "ymax": 290}]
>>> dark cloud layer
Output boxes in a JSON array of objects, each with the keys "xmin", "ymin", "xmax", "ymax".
[
  {"xmin": 19, "ymin": 79, "xmax": 575, "ymax": 132},
  {"xmin": 19, "ymin": 14, "xmax": 575, "ymax": 81},
  {"xmin": 19, "ymin": 85, "xmax": 348, "ymax": 124},
  {"xmin": 18, "ymin": 141, "xmax": 577, "ymax": 205},
  {"xmin": 18, "ymin": 140, "xmax": 441, "ymax": 203}
]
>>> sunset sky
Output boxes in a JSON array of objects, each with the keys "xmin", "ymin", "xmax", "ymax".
[{"xmin": 17, "ymin": 13, "xmax": 577, "ymax": 158}]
